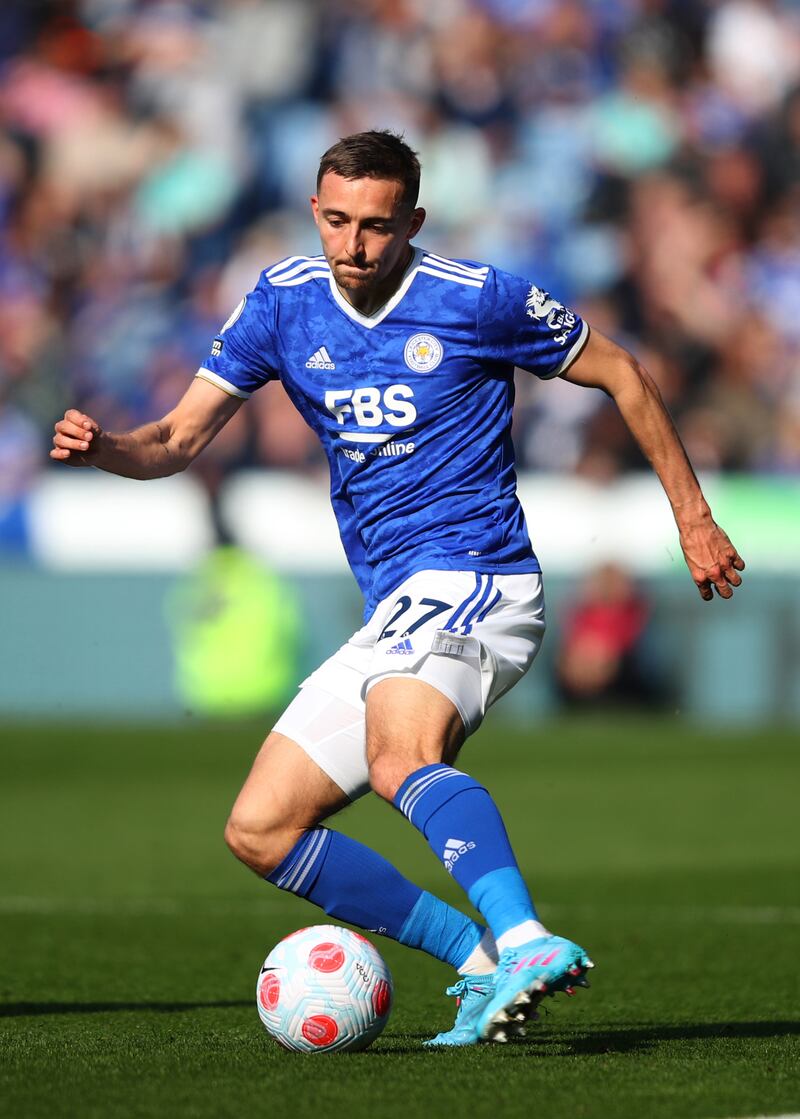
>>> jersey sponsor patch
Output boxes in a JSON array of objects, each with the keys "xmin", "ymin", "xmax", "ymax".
[
  {"xmin": 325, "ymin": 385, "xmax": 417, "ymax": 435},
  {"xmin": 524, "ymin": 285, "xmax": 577, "ymax": 346},
  {"xmin": 404, "ymin": 333, "xmax": 443, "ymax": 373}
]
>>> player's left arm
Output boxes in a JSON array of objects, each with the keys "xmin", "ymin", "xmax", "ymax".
[{"xmin": 560, "ymin": 328, "xmax": 745, "ymax": 601}]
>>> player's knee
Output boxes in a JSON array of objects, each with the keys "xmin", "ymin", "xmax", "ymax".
[
  {"xmin": 368, "ymin": 753, "xmax": 412, "ymax": 803},
  {"xmin": 223, "ymin": 814, "xmax": 292, "ymax": 877}
]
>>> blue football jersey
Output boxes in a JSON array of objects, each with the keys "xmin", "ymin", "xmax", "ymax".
[{"xmin": 197, "ymin": 247, "xmax": 588, "ymax": 618}]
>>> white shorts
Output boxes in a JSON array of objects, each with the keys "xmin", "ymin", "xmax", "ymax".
[{"xmin": 273, "ymin": 570, "xmax": 546, "ymax": 800}]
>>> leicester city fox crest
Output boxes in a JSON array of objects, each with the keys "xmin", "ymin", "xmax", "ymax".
[
  {"xmin": 404, "ymin": 332, "xmax": 444, "ymax": 373},
  {"xmin": 525, "ymin": 285, "xmax": 576, "ymax": 345}
]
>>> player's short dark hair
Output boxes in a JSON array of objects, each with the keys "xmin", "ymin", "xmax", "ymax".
[{"xmin": 316, "ymin": 130, "xmax": 421, "ymax": 209}]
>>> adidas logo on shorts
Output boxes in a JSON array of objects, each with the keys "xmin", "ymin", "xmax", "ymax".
[
  {"xmin": 305, "ymin": 346, "xmax": 336, "ymax": 370},
  {"xmin": 387, "ymin": 637, "xmax": 414, "ymax": 655},
  {"xmin": 443, "ymin": 837, "xmax": 476, "ymax": 873}
]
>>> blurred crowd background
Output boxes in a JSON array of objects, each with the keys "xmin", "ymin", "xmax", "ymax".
[{"xmin": 2, "ymin": 0, "xmax": 800, "ymax": 522}]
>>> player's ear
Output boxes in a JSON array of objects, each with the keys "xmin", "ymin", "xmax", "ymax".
[
  {"xmin": 408, "ymin": 207, "xmax": 426, "ymax": 238},
  {"xmin": 310, "ymin": 196, "xmax": 320, "ymax": 226}
]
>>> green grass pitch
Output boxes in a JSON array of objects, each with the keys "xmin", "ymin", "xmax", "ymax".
[{"xmin": 1, "ymin": 715, "xmax": 798, "ymax": 1119}]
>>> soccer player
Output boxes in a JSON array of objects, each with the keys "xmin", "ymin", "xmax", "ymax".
[{"xmin": 52, "ymin": 131, "xmax": 745, "ymax": 1046}]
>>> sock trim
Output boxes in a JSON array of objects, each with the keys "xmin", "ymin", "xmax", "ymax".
[
  {"xmin": 269, "ymin": 828, "xmax": 329, "ymax": 892},
  {"xmin": 397, "ymin": 765, "xmax": 465, "ymax": 821}
]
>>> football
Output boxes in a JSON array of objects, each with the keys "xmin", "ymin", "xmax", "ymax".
[{"xmin": 256, "ymin": 924, "xmax": 393, "ymax": 1053}]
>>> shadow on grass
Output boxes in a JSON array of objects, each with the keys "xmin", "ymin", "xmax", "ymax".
[
  {"xmin": 535, "ymin": 1020, "xmax": 800, "ymax": 1056},
  {"xmin": 376, "ymin": 1020, "xmax": 800, "ymax": 1057},
  {"xmin": 1, "ymin": 1000, "xmax": 251, "ymax": 1017}
]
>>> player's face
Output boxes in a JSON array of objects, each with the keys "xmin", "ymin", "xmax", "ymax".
[{"xmin": 311, "ymin": 173, "xmax": 425, "ymax": 308}]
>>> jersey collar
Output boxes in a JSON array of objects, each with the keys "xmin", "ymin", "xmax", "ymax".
[{"xmin": 326, "ymin": 245, "xmax": 424, "ymax": 329}]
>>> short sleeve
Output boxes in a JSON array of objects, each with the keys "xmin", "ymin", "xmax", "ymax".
[
  {"xmin": 477, "ymin": 267, "xmax": 589, "ymax": 379},
  {"xmin": 196, "ymin": 276, "xmax": 280, "ymax": 399}
]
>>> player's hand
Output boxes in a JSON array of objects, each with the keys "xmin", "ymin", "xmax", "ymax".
[
  {"xmin": 50, "ymin": 409, "xmax": 103, "ymax": 466},
  {"xmin": 679, "ymin": 517, "xmax": 745, "ymax": 601}
]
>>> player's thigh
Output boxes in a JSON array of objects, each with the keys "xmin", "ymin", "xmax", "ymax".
[
  {"xmin": 228, "ymin": 730, "xmax": 351, "ymax": 842},
  {"xmin": 229, "ymin": 665, "xmax": 374, "ymax": 840},
  {"xmin": 365, "ymin": 676, "xmax": 465, "ymax": 800},
  {"xmin": 273, "ymin": 644, "xmax": 374, "ymax": 800}
]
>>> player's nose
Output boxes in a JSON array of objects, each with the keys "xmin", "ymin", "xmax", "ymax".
[{"xmin": 345, "ymin": 228, "xmax": 364, "ymax": 260}]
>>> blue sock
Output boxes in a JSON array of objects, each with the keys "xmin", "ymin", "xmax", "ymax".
[
  {"xmin": 266, "ymin": 827, "xmax": 485, "ymax": 970},
  {"xmin": 394, "ymin": 763, "xmax": 539, "ymax": 939}
]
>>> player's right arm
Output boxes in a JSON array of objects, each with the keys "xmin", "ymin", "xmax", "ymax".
[{"xmin": 50, "ymin": 378, "xmax": 243, "ymax": 479}]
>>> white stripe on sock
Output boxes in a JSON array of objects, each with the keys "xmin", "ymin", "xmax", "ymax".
[
  {"xmin": 290, "ymin": 830, "xmax": 328, "ymax": 893},
  {"xmin": 401, "ymin": 768, "xmax": 461, "ymax": 818},
  {"xmin": 281, "ymin": 829, "xmax": 326, "ymax": 892}
]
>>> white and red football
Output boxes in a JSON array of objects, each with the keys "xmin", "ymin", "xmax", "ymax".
[{"xmin": 256, "ymin": 924, "xmax": 393, "ymax": 1053}]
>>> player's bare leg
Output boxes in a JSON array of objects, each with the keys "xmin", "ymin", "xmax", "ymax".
[
  {"xmin": 365, "ymin": 677, "xmax": 465, "ymax": 800},
  {"xmin": 224, "ymin": 727, "xmax": 497, "ymax": 984},
  {"xmin": 366, "ymin": 676, "xmax": 592, "ymax": 1043},
  {"xmin": 225, "ymin": 732, "xmax": 350, "ymax": 877}
]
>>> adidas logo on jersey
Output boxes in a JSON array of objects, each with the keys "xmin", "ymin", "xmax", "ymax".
[
  {"xmin": 387, "ymin": 637, "xmax": 414, "ymax": 655},
  {"xmin": 305, "ymin": 346, "xmax": 335, "ymax": 370},
  {"xmin": 443, "ymin": 837, "xmax": 476, "ymax": 873}
]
